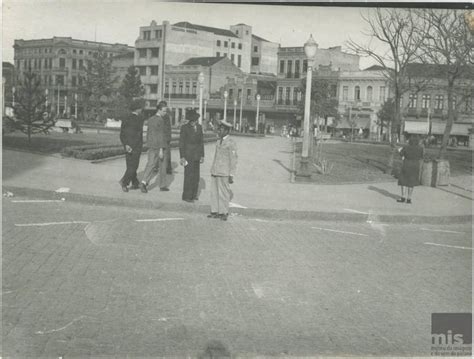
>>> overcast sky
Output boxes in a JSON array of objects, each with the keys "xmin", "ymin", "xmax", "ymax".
[{"xmin": 3, "ymin": 1, "xmax": 399, "ymax": 69}]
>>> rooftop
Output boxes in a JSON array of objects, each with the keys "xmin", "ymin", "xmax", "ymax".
[
  {"xmin": 173, "ymin": 22, "xmax": 238, "ymax": 38},
  {"xmin": 14, "ymin": 36, "xmax": 132, "ymax": 48},
  {"xmin": 252, "ymin": 34, "xmax": 270, "ymax": 43}
]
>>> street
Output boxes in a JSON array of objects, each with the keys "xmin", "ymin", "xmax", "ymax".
[{"xmin": 2, "ymin": 197, "xmax": 471, "ymax": 357}]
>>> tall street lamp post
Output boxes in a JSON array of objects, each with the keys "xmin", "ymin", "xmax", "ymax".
[
  {"xmin": 239, "ymin": 88, "xmax": 243, "ymax": 132},
  {"xmin": 256, "ymin": 94, "xmax": 261, "ymax": 133},
  {"xmin": 198, "ymin": 72, "xmax": 204, "ymax": 125},
  {"xmin": 233, "ymin": 99, "xmax": 237, "ymax": 127},
  {"xmin": 74, "ymin": 93, "xmax": 78, "ymax": 119},
  {"xmin": 299, "ymin": 34, "xmax": 318, "ymax": 176},
  {"xmin": 223, "ymin": 90, "xmax": 228, "ymax": 122},
  {"xmin": 204, "ymin": 99, "xmax": 208, "ymax": 122}
]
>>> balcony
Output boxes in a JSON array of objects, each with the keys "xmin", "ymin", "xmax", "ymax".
[{"xmin": 164, "ymin": 93, "xmax": 197, "ymax": 99}]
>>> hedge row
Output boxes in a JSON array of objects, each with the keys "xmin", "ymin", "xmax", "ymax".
[{"xmin": 61, "ymin": 136, "xmax": 217, "ymax": 160}]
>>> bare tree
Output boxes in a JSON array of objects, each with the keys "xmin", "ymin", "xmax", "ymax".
[
  {"xmin": 347, "ymin": 8, "xmax": 428, "ymax": 173},
  {"xmin": 414, "ymin": 9, "xmax": 472, "ymax": 158}
]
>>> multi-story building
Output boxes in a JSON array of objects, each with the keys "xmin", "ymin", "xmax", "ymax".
[
  {"xmin": 111, "ymin": 52, "xmax": 135, "ymax": 86},
  {"xmin": 135, "ymin": 20, "xmax": 279, "ymax": 109},
  {"xmin": 2, "ymin": 62, "xmax": 14, "ymax": 116},
  {"xmin": 402, "ymin": 63, "xmax": 473, "ymax": 144},
  {"xmin": 13, "ymin": 37, "xmax": 134, "ymax": 116},
  {"xmin": 336, "ymin": 66, "xmax": 390, "ymax": 139},
  {"xmin": 161, "ymin": 56, "xmax": 242, "ymax": 126}
]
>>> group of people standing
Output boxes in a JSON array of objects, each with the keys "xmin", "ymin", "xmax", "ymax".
[{"xmin": 119, "ymin": 100, "xmax": 238, "ymax": 221}]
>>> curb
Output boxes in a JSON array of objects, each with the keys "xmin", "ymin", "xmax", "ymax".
[{"xmin": 3, "ymin": 185, "xmax": 472, "ymax": 224}]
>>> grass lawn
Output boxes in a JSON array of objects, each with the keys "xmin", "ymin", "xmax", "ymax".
[
  {"xmin": 2, "ymin": 131, "xmax": 122, "ymax": 154},
  {"xmin": 296, "ymin": 141, "xmax": 472, "ymax": 184}
]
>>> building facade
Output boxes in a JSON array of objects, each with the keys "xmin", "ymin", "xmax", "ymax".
[
  {"xmin": 135, "ymin": 20, "xmax": 279, "ymax": 109},
  {"xmin": 401, "ymin": 63, "xmax": 473, "ymax": 144},
  {"xmin": 337, "ymin": 67, "xmax": 390, "ymax": 139},
  {"xmin": 2, "ymin": 62, "xmax": 14, "ymax": 116},
  {"xmin": 13, "ymin": 37, "xmax": 134, "ymax": 116}
]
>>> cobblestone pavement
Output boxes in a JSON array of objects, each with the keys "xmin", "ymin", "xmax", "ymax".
[{"xmin": 2, "ymin": 198, "xmax": 472, "ymax": 357}]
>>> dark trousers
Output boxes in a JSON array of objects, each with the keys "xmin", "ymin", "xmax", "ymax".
[
  {"xmin": 182, "ymin": 160, "xmax": 200, "ymax": 200},
  {"xmin": 121, "ymin": 148, "xmax": 141, "ymax": 186}
]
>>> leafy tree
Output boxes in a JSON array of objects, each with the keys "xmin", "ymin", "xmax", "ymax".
[
  {"xmin": 347, "ymin": 9, "xmax": 428, "ymax": 173},
  {"xmin": 414, "ymin": 9, "xmax": 472, "ymax": 158},
  {"xmin": 111, "ymin": 66, "xmax": 145, "ymax": 120},
  {"xmin": 299, "ymin": 76, "xmax": 339, "ymax": 128},
  {"xmin": 11, "ymin": 71, "xmax": 54, "ymax": 143},
  {"xmin": 377, "ymin": 98, "xmax": 396, "ymax": 141},
  {"xmin": 78, "ymin": 47, "xmax": 118, "ymax": 122}
]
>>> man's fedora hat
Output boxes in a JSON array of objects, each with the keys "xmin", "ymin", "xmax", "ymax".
[
  {"xmin": 219, "ymin": 119, "xmax": 233, "ymax": 129},
  {"xmin": 186, "ymin": 109, "xmax": 200, "ymax": 122}
]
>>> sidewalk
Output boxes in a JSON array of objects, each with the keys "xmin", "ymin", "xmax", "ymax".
[{"xmin": 2, "ymin": 136, "xmax": 472, "ymax": 223}]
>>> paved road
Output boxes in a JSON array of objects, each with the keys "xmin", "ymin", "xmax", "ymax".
[{"xmin": 2, "ymin": 197, "xmax": 471, "ymax": 357}]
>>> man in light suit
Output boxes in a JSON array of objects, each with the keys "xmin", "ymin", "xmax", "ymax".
[
  {"xmin": 179, "ymin": 109, "xmax": 204, "ymax": 203},
  {"xmin": 140, "ymin": 100, "xmax": 170, "ymax": 193},
  {"xmin": 208, "ymin": 119, "xmax": 238, "ymax": 221}
]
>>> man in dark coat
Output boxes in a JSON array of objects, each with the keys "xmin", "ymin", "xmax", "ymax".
[
  {"xmin": 119, "ymin": 99, "xmax": 144, "ymax": 192},
  {"xmin": 179, "ymin": 109, "xmax": 204, "ymax": 203}
]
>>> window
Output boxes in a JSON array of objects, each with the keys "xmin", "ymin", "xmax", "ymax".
[
  {"xmin": 247, "ymin": 88, "xmax": 252, "ymax": 99},
  {"xmin": 238, "ymin": 88, "xmax": 242, "ymax": 99},
  {"xmin": 279, "ymin": 60, "xmax": 285, "ymax": 74},
  {"xmin": 179, "ymin": 81, "xmax": 183, "ymax": 94},
  {"xmin": 150, "ymin": 84, "xmax": 158, "ymax": 94},
  {"xmin": 151, "ymin": 48, "xmax": 159, "ymax": 58},
  {"xmin": 237, "ymin": 55, "xmax": 241, "ymax": 68},
  {"xmin": 165, "ymin": 81, "xmax": 169, "ymax": 94},
  {"xmin": 287, "ymin": 60, "xmax": 292, "ymax": 77},
  {"xmin": 251, "ymin": 57, "xmax": 259, "ymax": 66},
  {"xmin": 435, "ymin": 95, "xmax": 444, "ymax": 110},
  {"xmin": 154, "ymin": 30, "xmax": 162, "ymax": 39},
  {"xmin": 138, "ymin": 49, "xmax": 147, "ymax": 58},
  {"xmin": 294, "ymin": 60, "xmax": 300, "ymax": 78},
  {"xmin": 253, "ymin": 46, "xmax": 258, "ymax": 53},
  {"xmin": 79, "ymin": 50, "xmax": 83, "ymax": 55},
  {"xmin": 143, "ymin": 31, "xmax": 151, "ymax": 40},
  {"xmin": 56, "ymin": 75, "xmax": 64, "ymax": 86},
  {"xmin": 408, "ymin": 93, "xmax": 417, "ymax": 108},
  {"xmin": 58, "ymin": 49, "xmax": 66, "ymax": 55},
  {"xmin": 303, "ymin": 60, "xmax": 308, "ymax": 73},
  {"xmin": 238, "ymin": 43, "xmax": 242, "ymax": 50},
  {"xmin": 72, "ymin": 76, "xmax": 77, "ymax": 86},
  {"xmin": 88, "ymin": 51, "xmax": 92, "ymax": 56},
  {"xmin": 355, "ymin": 86, "xmax": 361, "ymax": 101},
  {"xmin": 231, "ymin": 54, "xmax": 235, "ymax": 64},
  {"xmin": 343, "ymin": 86, "xmax": 348, "ymax": 101},
  {"xmin": 452, "ymin": 95, "xmax": 457, "ymax": 110},
  {"xmin": 139, "ymin": 66, "xmax": 146, "ymax": 76},
  {"xmin": 185, "ymin": 81, "xmax": 190, "ymax": 94},
  {"xmin": 229, "ymin": 89, "xmax": 234, "ymax": 98},
  {"xmin": 366, "ymin": 86, "xmax": 373, "ymax": 101},
  {"xmin": 78, "ymin": 59, "xmax": 83, "ymax": 69},
  {"xmin": 421, "ymin": 94, "xmax": 431, "ymax": 109},
  {"xmin": 379, "ymin": 86, "xmax": 386, "ymax": 101},
  {"xmin": 217, "ymin": 40, "xmax": 221, "ymax": 47},
  {"xmin": 72, "ymin": 59, "xmax": 77, "ymax": 69},
  {"xmin": 246, "ymin": 30, "xmax": 249, "ymax": 35},
  {"xmin": 172, "ymin": 81, "xmax": 177, "ymax": 94},
  {"xmin": 73, "ymin": 49, "xmax": 77, "ymax": 54},
  {"xmin": 224, "ymin": 41, "xmax": 228, "ymax": 48},
  {"xmin": 78, "ymin": 76, "xmax": 83, "ymax": 86},
  {"xmin": 192, "ymin": 81, "xmax": 197, "ymax": 94},
  {"xmin": 59, "ymin": 58, "xmax": 66, "ymax": 68},
  {"xmin": 286, "ymin": 87, "xmax": 291, "ymax": 104},
  {"xmin": 150, "ymin": 66, "xmax": 158, "ymax": 75},
  {"xmin": 216, "ymin": 52, "xmax": 220, "ymax": 57},
  {"xmin": 44, "ymin": 59, "xmax": 48, "ymax": 68},
  {"xmin": 293, "ymin": 88, "xmax": 298, "ymax": 104},
  {"xmin": 231, "ymin": 42, "xmax": 235, "ymax": 49}
]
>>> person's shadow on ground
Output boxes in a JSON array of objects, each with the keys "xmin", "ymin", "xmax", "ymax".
[
  {"xmin": 196, "ymin": 177, "xmax": 206, "ymax": 200},
  {"xmin": 368, "ymin": 185, "xmax": 400, "ymax": 200}
]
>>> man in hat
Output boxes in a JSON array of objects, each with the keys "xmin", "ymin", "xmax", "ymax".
[
  {"xmin": 208, "ymin": 119, "xmax": 238, "ymax": 221},
  {"xmin": 140, "ymin": 100, "xmax": 170, "ymax": 193},
  {"xmin": 118, "ymin": 99, "xmax": 144, "ymax": 192},
  {"xmin": 179, "ymin": 109, "xmax": 204, "ymax": 203}
]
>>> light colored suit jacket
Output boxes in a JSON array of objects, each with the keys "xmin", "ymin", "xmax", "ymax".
[
  {"xmin": 146, "ymin": 113, "xmax": 168, "ymax": 149},
  {"xmin": 211, "ymin": 136, "xmax": 238, "ymax": 177}
]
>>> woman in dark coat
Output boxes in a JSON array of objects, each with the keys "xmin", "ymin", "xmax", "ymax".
[{"xmin": 397, "ymin": 135, "xmax": 424, "ymax": 204}]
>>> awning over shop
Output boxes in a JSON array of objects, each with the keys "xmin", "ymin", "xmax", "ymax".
[
  {"xmin": 430, "ymin": 122, "xmax": 472, "ymax": 136},
  {"xmin": 404, "ymin": 121, "xmax": 429, "ymax": 134}
]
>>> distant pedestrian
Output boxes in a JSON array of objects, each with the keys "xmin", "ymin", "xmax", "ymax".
[
  {"xmin": 208, "ymin": 119, "xmax": 238, "ymax": 221},
  {"xmin": 179, "ymin": 109, "xmax": 204, "ymax": 203},
  {"xmin": 119, "ymin": 99, "xmax": 145, "ymax": 192},
  {"xmin": 397, "ymin": 135, "xmax": 424, "ymax": 204},
  {"xmin": 140, "ymin": 100, "xmax": 170, "ymax": 193}
]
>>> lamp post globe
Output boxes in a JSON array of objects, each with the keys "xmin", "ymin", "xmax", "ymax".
[
  {"xmin": 304, "ymin": 34, "xmax": 318, "ymax": 58},
  {"xmin": 223, "ymin": 91, "xmax": 228, "ymax": 122},
  {"xmin": 198, "ymin": 72, "xmax": 205, "ymax": 125}
]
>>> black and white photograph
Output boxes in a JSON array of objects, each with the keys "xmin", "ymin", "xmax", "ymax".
[{"xmin": 2, "ymin": 1, "xmax": 473, "ymax": 357}]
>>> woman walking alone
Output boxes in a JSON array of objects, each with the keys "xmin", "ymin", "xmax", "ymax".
[{"xmin": 397, "ymin": 135, "xmax": 424, "ymax": 204}]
